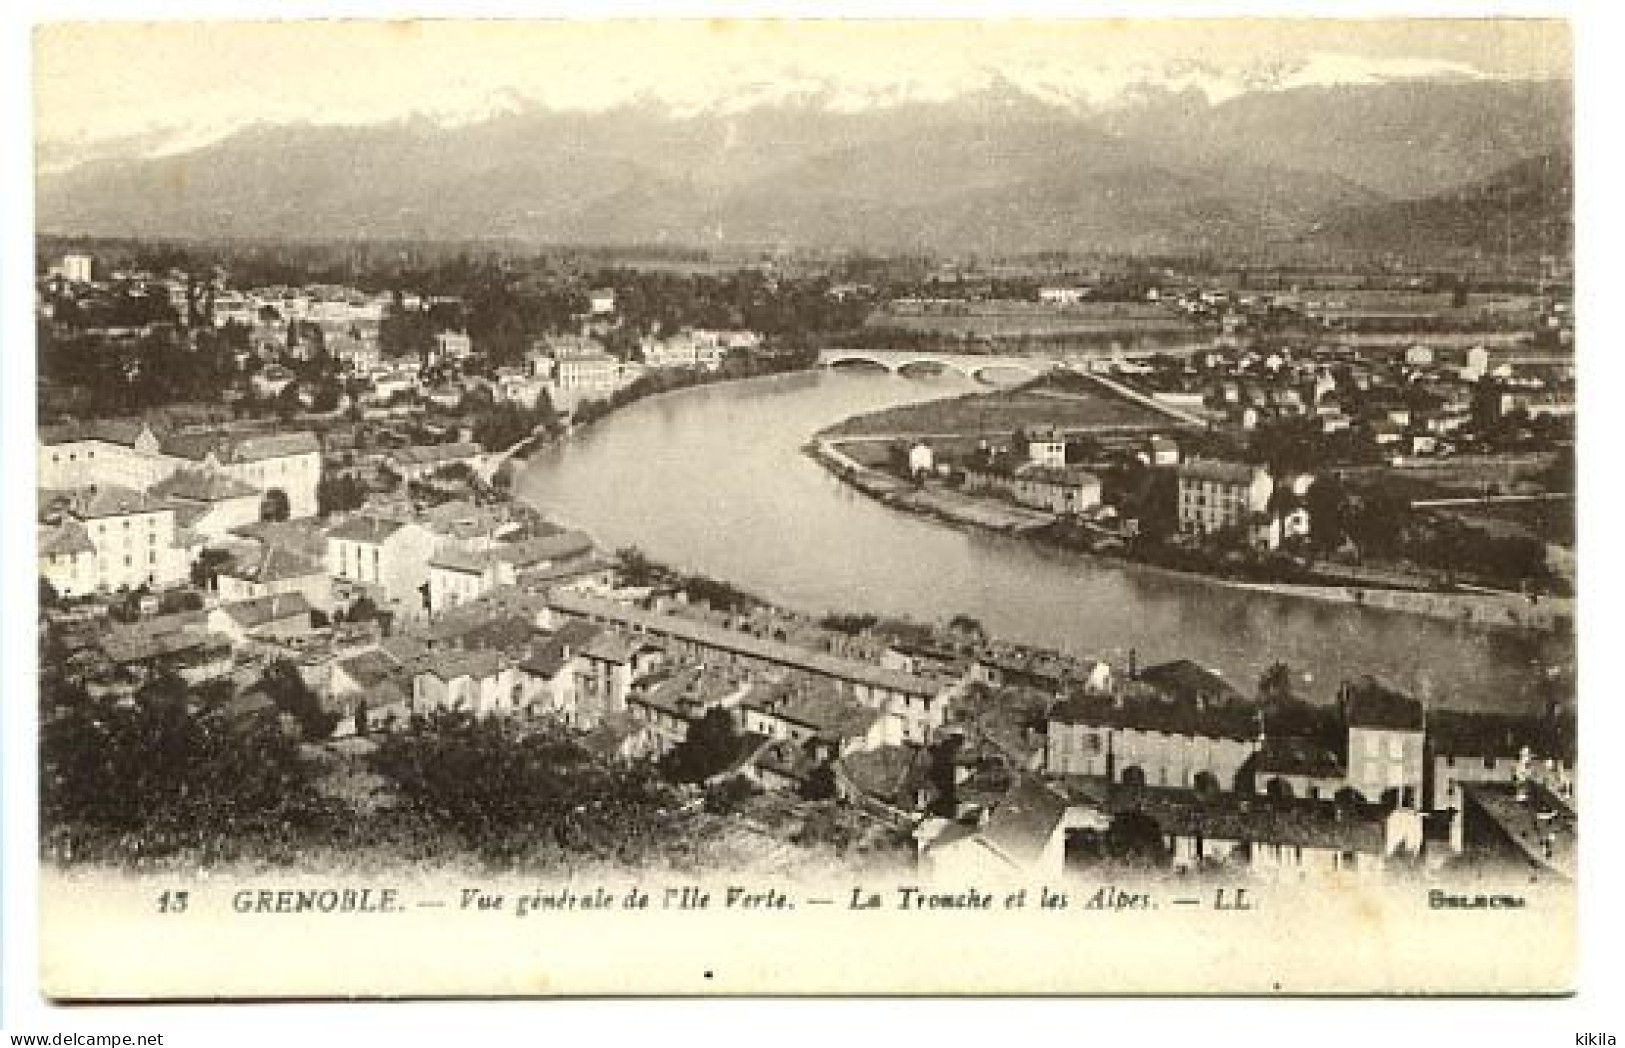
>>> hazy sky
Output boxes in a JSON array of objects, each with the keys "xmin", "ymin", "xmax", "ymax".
[{"xmin": 35, "ymin": 19, "xmax": 1571, "ymax": 144}]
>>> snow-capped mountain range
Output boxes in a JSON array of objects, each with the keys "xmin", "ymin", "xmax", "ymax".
[
  {"xmin": 38, "ymin": 52, "xmax": 1495, "ymax": 174},
  {"xmin": 35, "ymin": 60, "xmax": 1570, "ymax": 255}
]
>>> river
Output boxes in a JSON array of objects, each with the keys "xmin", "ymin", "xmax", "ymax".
[{"xmin": 515, "ymin": 369, "xmax": 1571, "ymax": 714}]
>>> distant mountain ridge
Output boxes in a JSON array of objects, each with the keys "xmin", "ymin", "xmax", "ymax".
[
  {"xmin": 1315, "ymin": 148, "xmax": 1572, "ymax": 257},
  {"xmin": 36, "ymin": 76, "xmax": 1571, "ymax": 255}
]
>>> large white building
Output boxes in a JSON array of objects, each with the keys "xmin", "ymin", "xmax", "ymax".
[
  {"xmin": 642, "ymin": 333, "xmax": 700, "ymax": 369},
  {"xmin": 326, "ymin": 515, "xmax": 439, "ymax": 619},
  {"xmin": 60, "ymin": 254, "xmax": 95, "ymax": 284},
  {"xmin": 37, "ymin": 520, "xmax": 99, "ymax": 599},
  {"xmin": 40, "ymin": 420, "xmax": 176, "ymax": 492},
  {"xmin": 211, "ymin": 291, "xmax": 258, "ymax": 328},
  {"xmin": 433, "ymin": 331, "xmax": 473, "ymax": 364},
  {"xmin": 1175, "ymin": 459, "xmax": 1274, "ymax": 542},
  {"xmin": 38, "ymin": 485, "xmax": 187, "ymax": 596},
  {"xmin": 1038, "ymin": 286, "xmax": 1088, "ymax": 306},
  {"xmin": 642, "ymin": 329, "xmax": 761, "ymax": 371},
  {"xmin": 39, "ymin": 421, "xmax": 323, "ymax": 520},
  {"xmin": 160, "ymin": 430, "xmax": 323, "ymax": 520},
  {"xmin": 36, "ymin": 420, "xmax": 326, "ymax": 601},
  {"xmin": 530, "ymin": 334, "xmax": 625, "ymax": 405}
]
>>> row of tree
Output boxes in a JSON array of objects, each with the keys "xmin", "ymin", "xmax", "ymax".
[{"xmin": 40, "ymin": 666, "xmax": 679, "ymax": 868}]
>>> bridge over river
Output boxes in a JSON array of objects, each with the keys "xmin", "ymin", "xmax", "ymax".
[
  {"xmin": 818, "ymin": 349, "xmax": 1209, "ymax": 429},
  {"xmin": 818, "ymin": 345, "xmax": 1206, "ymax": 384}
]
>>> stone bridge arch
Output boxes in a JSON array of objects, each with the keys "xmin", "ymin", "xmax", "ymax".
[{"xmin": 821, "ymin": 351, "xmax": 1044, "ymax": 384}]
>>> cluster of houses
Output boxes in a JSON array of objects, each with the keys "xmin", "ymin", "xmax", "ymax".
[
  {"xmin": 40, "ymin": 259, "xmax": 772, "ymax": 431},
  {"xmin": 950, "ymin": 426, "xmax": 1109, "ymax": 518},
  {"xmin": 904, "ymin": 421, "xmax": 1314, "ymax": 551},
  {"xmin": 921, "ymin": 665, "xmax": 1574, "ymax": 884},
  {"xmin": 38, "ymin": 418, "xmax": 324, "ymax": 598},
  {"xmin": 39, "ymin": 262, "xmax": 402, "ymax": 337},
  {"xmin": 1126, "ymin": 334, "xmax": 1573, "ymax": 463},
  {"xmin": 49, "ymin": 448, "xmax": 1575, "ymax": 886},
  {"xmin": 525, "ymin": 327, "xmax": 766, "ymax": 413},
  {"xmin": 39, "ymin": 257, "xmax": 1575, "ymax": 887}
]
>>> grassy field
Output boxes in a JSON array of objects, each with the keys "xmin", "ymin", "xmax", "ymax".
[
  {"xmin": 867, "ymin": 303, "xmax": 1199, "ymax": 340},
  {"xmin": 1436, "ymin": 498, "xmax": 1575, "ymax": 547},
  {"xmin": 1333, "ymin": 453, "xmax": 1566, "ymax": 502}
]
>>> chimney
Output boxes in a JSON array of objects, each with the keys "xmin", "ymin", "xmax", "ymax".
[{"xmin": 1127, "ymin": 647, "xmax": 1138, "ymax": 681}]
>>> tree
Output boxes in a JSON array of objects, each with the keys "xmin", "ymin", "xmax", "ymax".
[
  {"xmin": 1471, "ymin": 377, "xmax": 1504, "ymax": 436},
  {"xmin": 259, "ymin": 659, "xmax": 337, "ymax": 740},
  {"xmin": 705, "ymin": 775, "xmax": 758, "ymax": 815},
  {"xmin": 372, "ymin": 710, "xmax": 673, "ymax": 865},
  {"xmin": 1103, "ymin": 811, "xmax": 1170, "ymax": 868},
  {"xmin": 926, "ymin": 736, "xmax": 962, "ymax": 817},
  {"xmin": 190, "ymin": 548, "xmax": 234, "ymax": 591},
  {"xmin": 273, "ymin": 381, "xmax": 304, "ymax": 421},
  {"xmin": 431, "ymin": 462, "xmax": 478, "ymax": 487},
  {"xmin": 946, "ymin": 614, "xmax": 987, "ymax": 642},
  {"xmin": 458, "ymin": 384, "xmax": 496, "ymax": 415},
  {"xmin": 679, "ymin": 573, "xmax": 755, "ymax": 614},
  {"xmin": 819, "ymin": 613, "xmax": 878, "ymax": 635},
  {"xmin": 260, "ymin": 488, "xmax": 291, "ymax": 523},
  {"xmin": 615, "ymin": 547, "xmax": 662, "ymax": 588},
  {"xmin": 799, "ymin": 761, "xmax": 839, "ymax": 801},
  {"xmin": 1344, "ymin": 487, "xmax": 1412, "ymax": 560},
  {"xmin": 1130, "ymin": 466, "xmax": 1180, "ymax": 542},
  {"xmin": 380, "ymin": 305, "xmax": 434, "ymax": 361},
  {"xmin": 106, "ymin": 585, "xmax": 150, "ymax": 623},
  {"xmin": 662, "ymin": 707, "xmax": 741, "ymax": 784},
  {"xmin": 791, "ymin": 802, "xmax": 865, "ymax": 853},
  {"xmin": 159, "ymin": 589, "xmax": 204, "ymax": 615},
  {"xmin": 375, "ymin": 464, "xmax": 403, "ymax": 493},
  {"xmin": 1303, "ymin": 476, "xmax": 1349, "ymax": 554},
  {"xmin": 309, "ymin": 378, "xmax": 343, "ymax": 413},
  {"xmin": 40, "ymin": 674, "xmax": 326, "ymax": 861},
  {"xmin": 532, "ymin": 387, "xmax": 559, "ymax": 433},
  {"xmin": 479, "ymin": 395, "xmax": 548, "ymax": 454},
  {"xmin": 1248, "ymin": 417, "xmax": 1321, "ymax": 476},
  {"xmin": 1258, "ymin": 662, "xmax": 1294, "ymax": 705},
  {"xmin": 574, "ymin": 397, "xmax": 611, "ymax": 427},
  {"xmin": 316, "ymin": 473, "xmax": 369, "ymax": 517}
]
